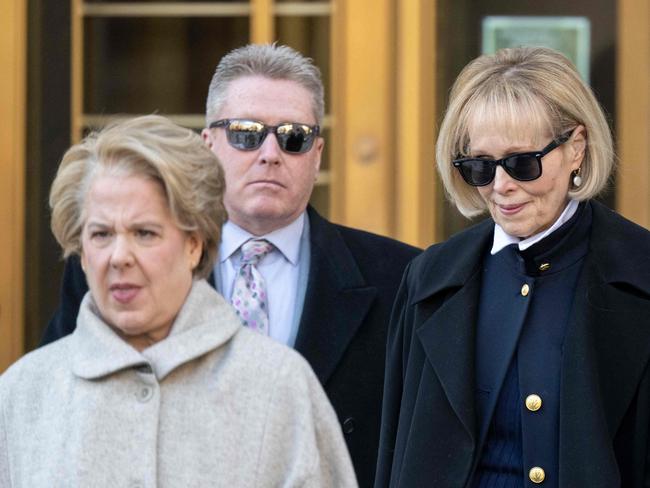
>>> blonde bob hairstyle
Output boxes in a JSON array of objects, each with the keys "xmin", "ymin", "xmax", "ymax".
[
  {"xmin": 436, "ymin": 46, "xmax": 614, "ymax": 218},
  {"xmin": 50, "ymin": 114, "xmax": 227, "ymax": 279}
]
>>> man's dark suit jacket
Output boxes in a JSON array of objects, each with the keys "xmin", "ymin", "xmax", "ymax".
[{"xmin": 41, "ymin": 205, "xmax": 421, "ymax": 488}]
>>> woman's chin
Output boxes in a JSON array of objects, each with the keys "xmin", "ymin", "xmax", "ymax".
[{"xmin": 105, "ymin": 311, "xmax": 148, "ymax": 338}]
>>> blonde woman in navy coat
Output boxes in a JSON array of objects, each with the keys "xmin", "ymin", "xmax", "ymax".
[{"xmin": 375, "ymin": 47, "xmax": 650, "ymax": 488}]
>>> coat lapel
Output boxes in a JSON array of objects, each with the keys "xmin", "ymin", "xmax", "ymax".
[
  {"xmin": 411, "ymin": 219, "xmax": 495, "ymax": 445},
  {"xmin": 559, "ymin": 202, "xmax": 650, "ymax": 486},
  {"xmin": 416, "ymin": 270, "xmax": 481, "ymax": 442},
  {"xmin": 560, "ymin": 265, "xmax": 650, "ymax": 485},
  {"xmin": 559, "ymin": 266, "xmax": 620, "ymax": 486},
  {"xmin": 293, "ymin": 207, "xmax": 377, "ymax": 385}
]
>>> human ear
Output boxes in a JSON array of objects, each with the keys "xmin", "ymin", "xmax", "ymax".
[
  {"xmin": 201, "ymin": 128, "xmax": 214, "ymax": 149},
  {"xmin": 313, "ymin": 137, "xmax": 324, "ymax": 174},
  {"xmin": 569, "ymin": 125, "xmax": 587, "ymax": 169},
  {"xmin": 186, "ymin": 233, "xmax": 203, "ymax": 270}
]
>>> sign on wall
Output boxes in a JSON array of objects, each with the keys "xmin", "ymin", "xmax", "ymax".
[{"xmin": 482, "ymin": 16, "xmax": 591, "ymax": 81}]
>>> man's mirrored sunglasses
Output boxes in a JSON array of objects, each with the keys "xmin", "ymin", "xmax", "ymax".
[
  {"xmin": 452, "ymin": 130, "xmax": 574, "ymax": 187},
  {"xmin": 209, "ymin": 119, "xmax": 320, "ymax": 154}
]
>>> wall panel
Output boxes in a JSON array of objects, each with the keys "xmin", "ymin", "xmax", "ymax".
[
  {"xmin": 0, "ymin": 0, "xmax": 26, "ymax": 371},
  {"xmin": 617, "ymin": 0, "xmax": 650, "ymax": 228}
]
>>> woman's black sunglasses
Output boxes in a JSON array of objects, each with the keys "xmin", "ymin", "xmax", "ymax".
[
  {"xmin": 452, "ymin": 130, "xmax": 574, "ymax": 187},
  {"xmin": 209, "ymin": 119, "xmax": 320, "ymax": 154}
]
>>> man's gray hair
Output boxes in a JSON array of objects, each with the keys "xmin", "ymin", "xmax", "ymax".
[{"xmin": 205, "ymin": 43, "xmax": 324, "ymax": 126}]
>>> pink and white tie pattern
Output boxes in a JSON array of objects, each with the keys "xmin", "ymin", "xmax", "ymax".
[{"xmin": 231, "ymin": 239, "xmax": 274, "ymax": 334}]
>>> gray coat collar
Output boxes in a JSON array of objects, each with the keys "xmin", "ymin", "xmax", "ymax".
[{"xmin": 71, "ymin": 280, "xmax": 241, "ymax": 381}]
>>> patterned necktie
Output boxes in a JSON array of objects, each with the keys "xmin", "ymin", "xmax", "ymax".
[{"xmin": 231, "ymin": 239, "xmax": 274, "ymax": 334}]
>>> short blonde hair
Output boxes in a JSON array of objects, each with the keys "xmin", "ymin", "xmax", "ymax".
[
  {"xmin": 436, "ymin": 46, "xmax": 614, "ymax": 217},
  {"xmin": 50, "ymin": 115, "xmax": 227, "ymax": 279}
]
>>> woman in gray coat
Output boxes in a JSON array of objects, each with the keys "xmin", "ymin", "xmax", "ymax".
[{"xmin": 0, "ymin": 115, "xmax": 357, "ymax": 487}]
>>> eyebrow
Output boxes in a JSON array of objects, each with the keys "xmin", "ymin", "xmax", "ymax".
[
  {"xmin": 85, "ymin": 221, "xmax": 110, "ymax": 229},
  {"xmin": 85, "ymin": 221, "xmax": 165, "ymax": 230}
]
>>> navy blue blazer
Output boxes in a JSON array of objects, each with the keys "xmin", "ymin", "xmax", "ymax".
[
  {"xmin": 375, "ymin": 200, "xmax": 650, "ymax": 488},
  {"xmin": 41, "ymin": 205, "xmax": 421, "ymax": 488}
]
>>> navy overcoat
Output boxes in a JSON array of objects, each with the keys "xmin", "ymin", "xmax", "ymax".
[{"xmin": 375, "ymin": 200, "xmax": 650, "ymax": 488}]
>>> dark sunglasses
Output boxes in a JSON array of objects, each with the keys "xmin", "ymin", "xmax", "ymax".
[
  {"xmin": 452, "ymin": 130, "xmax": 574, "ymax": 187},
  {"xmin": 209, "ymin": 118, "xmax": 320, "ymax": 154}
]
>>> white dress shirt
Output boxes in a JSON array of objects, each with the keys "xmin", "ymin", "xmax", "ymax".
[
  {"xmin": 217, "ymin": 213, "xmax": 307, "ymax": 346},
  {"xmin": 491, "ymin": 199, "xmax": 579, "ymax": 255}
]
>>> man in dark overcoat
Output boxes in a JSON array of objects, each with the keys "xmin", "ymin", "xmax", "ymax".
[{"xmin": 41, "ymin": 44, "xmax": 420, "ymax": 488}]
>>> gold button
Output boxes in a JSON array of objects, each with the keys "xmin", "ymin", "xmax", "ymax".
[
  {"xmin": 538, "ymin": 263, "xmax": 551, "ymax": 271},
  {"xmin": 529, "ymin": 466, "xmax": 545, "ymax": 483},
  {"xmin": 525, "ymin": 394, "xmax": 542, "ymax": 411},
  {"xmin": 521, "ymin": 283, "xmax": 530, "ymax": 296}
]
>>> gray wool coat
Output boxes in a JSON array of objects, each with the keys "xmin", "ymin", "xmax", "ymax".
[{"xmin": 0, "ymin": 280, "xmax": 358, "ymax": 487}]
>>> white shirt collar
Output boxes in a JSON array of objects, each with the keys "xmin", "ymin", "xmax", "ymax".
[
  {"xmin": 490, "ymin": 199, "xmax": 579, "ymax": 255},
  {"xmin": 219, "ymin": 212, "xmax": 305, "ymax": 266}
]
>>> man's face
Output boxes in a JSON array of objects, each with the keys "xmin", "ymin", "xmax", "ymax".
[{"xmin": 202, "ymin": 75, "xmax": 324, "ymax": 236}]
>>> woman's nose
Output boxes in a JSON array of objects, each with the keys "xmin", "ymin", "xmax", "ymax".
[
  {"xmin": 110, "ymin": 235, "xmax": 135, "ymax": 268},
  {"xmin": 492, "ymin": 166, "xmax": 517, "ymax": 193}
]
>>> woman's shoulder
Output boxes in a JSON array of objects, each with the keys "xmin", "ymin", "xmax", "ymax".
[
  {"xmin": 589, "ymin": 201, "xmax": 650, "ymax": 293},
  {"xmin": 230, "ymin": 332, "xmax": 356, "ymax": 487},
  {"xmin": 405, "ymin": 217, "xmax": 493, "ymax": 288},
  {"xmin": 0, "ymin": 338, "xmax": 73, "ymax": 402},
  {"xmin": 591, "ymin": 200, "xmax": 650, "ymax": 243},
  {"xmin": 231, "ymin": 331, "xmax": 336, "ymax": 419},
  {"xmin": 232, "ymin": 328, "xmax": 312, "ymax": 371}
]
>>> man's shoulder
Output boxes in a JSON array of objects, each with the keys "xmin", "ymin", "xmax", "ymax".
[
  {"xmin": 307, "ymin": 206, "xmax": 421, "ymax": 263},
  {"xmin": 334, "ymin": 222, "xmax": 421, "ymax": 257}
]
